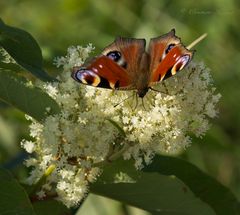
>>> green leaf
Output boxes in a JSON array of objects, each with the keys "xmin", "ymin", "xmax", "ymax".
[
  {"xmin": 0, "ymin": 69, "xmax": 60, "ymax": 121},
  {"xmin": 0, "ymin": 18, "xmax": 55, "ymax": 81},
  {"xmin": 90, "ymin": 159, "xmax": 215, "ymax": 215},
  {"xmin": 90, "ymin": 156, "xmax": 240, "ymax": 215},
  {"xmin": 33, "ymin": 200, "xmax": 70, "ymax": 215},
  {"xmin": 0, "ymin": 168, "xmax": 35, "ymax": 215},
  {"xmin": 144, "ymin": 155, "xmax": 240, "ymax": 215}
]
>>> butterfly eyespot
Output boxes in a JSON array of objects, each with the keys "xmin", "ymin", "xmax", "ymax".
[
  {"xmin": 161, "ymin": 43, "xmax": 176, "ymax": 61},
  {"xmin": 106, "ymin": 50, "xmax": 127, "ymax": 68},
  {"xmin": 165, "ymin": 43, "xmax": 176, "ymax": 54},
  {"xmin": 171, "ymin": 55, "xmax": 190, "ymax": 75},
  {"xmin": 73, "ymin": 69, "xmax": 101, "ymax": 87},
  {"xmin": 106, "ymin": 51, "xmax": 122, "ymax": 62}
]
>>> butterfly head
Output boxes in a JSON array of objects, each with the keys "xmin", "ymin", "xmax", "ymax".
[{"xmin": 137, "ymin": 87, "xmax": 149, "ymax": 98}]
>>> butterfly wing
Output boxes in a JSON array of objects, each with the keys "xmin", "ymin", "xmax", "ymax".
[
  {"xmin": 148, "ymin": 29, "xmax": 194, "ymax": 83},
  {"xmin": 72, "ymin": 37, "xmax": 146, "ymax": 90}
]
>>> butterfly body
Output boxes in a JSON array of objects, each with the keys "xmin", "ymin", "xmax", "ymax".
[{"xmin": 72, "ymin": 29, "xmax": 194, "ymax": 97}]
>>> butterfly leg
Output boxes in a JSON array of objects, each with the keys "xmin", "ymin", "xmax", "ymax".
[
  {"xmin": 113, "ymin": 92, "xmax": 135, "ymax": 108},
  {"xmin": 141, "ymin": 98, "xmax": 147, "ymax": 110},
  {"xmin": 149, "ymin": 84, "xmax": 170, "ymax": 96},
  {"xmin": 132, "ymin": 93, "xmax": 139, "ymax": 111},
  {"xmin": 144, "ymin": 93, "xmax": 155, "ymax": 109},
  {"xmin": 150, "ymin": 82, "xmax": 180, "ymax": 96}
]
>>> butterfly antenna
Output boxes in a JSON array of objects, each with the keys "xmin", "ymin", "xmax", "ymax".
[
  {"xmin": 149, "ymin": 87, "xmax": 169, "ymax": 95},
  {"xmin": 114, "ymin": 93, "xmax": 135, "ymax": 108},
  {"xmin": 187, "ymin": 33, "xmax": 207, "ymax": 50}
]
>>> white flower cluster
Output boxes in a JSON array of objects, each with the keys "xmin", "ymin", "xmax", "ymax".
[{"xmin": 21, "ymin": 44, "xmax": 221, "ymax": 207}]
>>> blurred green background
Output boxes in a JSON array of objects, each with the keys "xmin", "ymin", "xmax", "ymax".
[{"xmin": 0, "ymin": 0, "xmax": 240, "ymax": 214}]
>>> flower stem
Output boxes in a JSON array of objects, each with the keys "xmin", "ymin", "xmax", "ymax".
[
  {"xmin": 93, "ymin": 143, "xmax": 132, "ymax": 167},
  {"xmin": 29, "ymin": 164, "xmax": 56, "ymax": 196}
]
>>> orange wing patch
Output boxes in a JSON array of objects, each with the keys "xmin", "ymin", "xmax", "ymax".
[
  {"xmin": 150, "ymin": 44, "xmax": 194, "ymax": 83},
  {"xmin": 72, "ymin": 55, "xmax": 131, "ymax": 89}
]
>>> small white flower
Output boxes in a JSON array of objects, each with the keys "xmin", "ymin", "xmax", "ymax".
[
  {"xmin": 21, "ymin": 140, "xmax": 35, "ymax": 153},
  {"xmin": 43, "ymin": 84, "xmax": 58, "ymax": 99},
  {"xmin": 24, "ymin": 158, "xmax": 38, "ymax": 167},
  {"xmin": 36, "ymin": 190, "xmax": 46, "ymax": 199}
]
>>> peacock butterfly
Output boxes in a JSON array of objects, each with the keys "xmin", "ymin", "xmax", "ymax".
[{"xmin": 71, "ymin": 29, "xmax": 194, "ymax": 98}]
